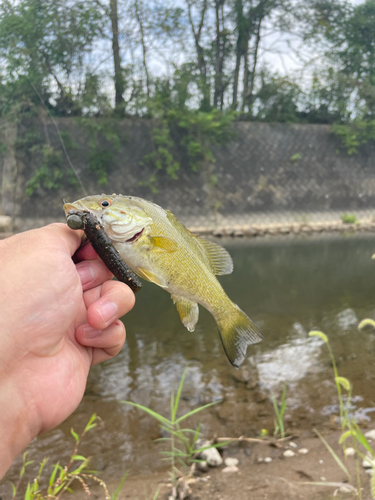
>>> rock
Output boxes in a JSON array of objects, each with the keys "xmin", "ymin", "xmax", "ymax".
[
  {"xmin": 289, "ymin": 442, "xmax": 298, "ymax": 448},
  {"xmin": 264, "ymin": 457, "xmax": 272, "ymax": 463},
  {"xmin": 283, "ymin": 450, "xmax": 296, "ymax": 458},
  {"xmin": 298, "ymin": 448, "xmax": 309, "ymax": 455},
  {"xmin": 365, "ymin": 468, "xmax": 375, "ymax": 475},
  {"xmin": 344, "ymin": 447, "xmax": 356, "ymax": 457},
  {"xmin": 362, "ymin": 454, "xmax": 375, "ymax": 469},
  {"xmin": 244, "ymin": 227, "xmax": 258, "ymax": 236},
  {"xmin": 0, "ymin": 216, "xmax": 12, "ymax": 232},
  {"xmin": 365, "ymin": 430, "xmax": 375, "ymax": 440},
  {"xmin": 232, "ymin": 368, "xmax": 252, "ymax": 383},
  {"xmin": 177, "ymin": 477, "xmax": 192, "ymax": 500},
  {"xmin": 224, "ymin": 457, "xmax": 239, "ymax": 467},
  {"xmin": 222, "ymin": 465, "xmax": 239, "ymax": 473},
  {"xmin": 197, "ymin": 440, "xmax": 223, "ymax": 467},
  {"xmin": 339, "ymin": 485, "xmax": 355, "ymax": 494},
  {"xmin": 196, "ymin": 460, "xmax": 209, "ymax": 473}
]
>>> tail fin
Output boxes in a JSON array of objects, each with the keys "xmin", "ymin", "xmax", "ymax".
[{"xmin": 216, "ymin": 304, "xmax": 263, "ymax": 367}]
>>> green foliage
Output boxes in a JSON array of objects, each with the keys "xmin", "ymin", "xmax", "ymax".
[
  {"xmin": 358, "ymin": 318, "xmax": 375, "ymax": 330},
  {"xmin": 25, "ymin": 144, "xmax": 64, "ymax": 195},
  {"xmin": 141, "ymin": 85, "xmax": 236, "ymax": 191},
  {"xmin": 308, "ymin": 330, "xmax": 375, "ymax": 498},
  {"xmin": 290, "ymin": 153, "xmax": 302, "ymax": 162},
  {"xmin": 14, "ymin": 123, "xmax": 80, "ymax": 196},
  {"xmin": 140, "ymin": 118, "xmax": 179, "ymax": 193},
  {"xmin": 11, "ymin": 414, "xmax": 126, "ymax": 500},
  {"xmin": 79, "ymin": 117, "xmax": 123, "ymax": 186},
  {"xmin": 332, "ymin": 120, "xmax": 375, "ymax": 154},
  {"xmin": 122, "ymin": 368, "xmax": 223, "ymax": 483},
  {"xmin": 0, "ymin": 0, "xmax": 105, "ymax": 117},
  {"xmin": 341, "ymin": 213, "xmax": 358, "ymax": 224},
  {"xmin": 251, "ymin": 69, "xmax": 302, "ymax": 123},
  {"xmin": 271, "ymin": 385, "xmax": 287, "ymax": 439}
]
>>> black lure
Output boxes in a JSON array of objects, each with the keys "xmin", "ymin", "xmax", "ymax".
[{"xmin": 66, "ymin": 210, "xmax": 142, "ymax": 293}]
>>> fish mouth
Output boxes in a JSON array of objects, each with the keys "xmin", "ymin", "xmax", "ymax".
[
  {"xmin": 126, "ymin": 228, "xmax": 144, "ymax": 243},
  {"xmin": 63, "ymin": 202, "xmax": 82, "ymax": 215},
  {"xmin": 63, "ymin": 201, "xmax": 101, "ymax": 222}
]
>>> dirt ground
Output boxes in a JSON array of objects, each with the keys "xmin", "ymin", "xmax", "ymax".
[{"xmin": 66, "ymin": 430, "xmax": 374, "ymax": 500}]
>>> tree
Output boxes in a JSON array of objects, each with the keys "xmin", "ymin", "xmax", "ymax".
[
  {"xmin": 0, "ymin": 0, "xmax": 105, "ymax": 116},
  {"xmin": 110, "ymin": 0, "xmax": 125, "ymax": 109}
]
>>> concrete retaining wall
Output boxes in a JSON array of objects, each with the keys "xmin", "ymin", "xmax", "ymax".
[{"xmin": 1, "ymin": 119, "xmax": 375, "ymax": 229}]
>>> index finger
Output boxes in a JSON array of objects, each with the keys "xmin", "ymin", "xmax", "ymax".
[
  {"xmin": 43, "ymin": 223, "xmax": 84, "ymax": 257},
  {"xmin": 74, "ymin": 242, "xmax": 99, "ymax": 262}
]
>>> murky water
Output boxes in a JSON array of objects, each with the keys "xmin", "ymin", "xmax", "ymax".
[{"xmin": 3, "ymin": 233, "xmax": 375, "ymax": 489}]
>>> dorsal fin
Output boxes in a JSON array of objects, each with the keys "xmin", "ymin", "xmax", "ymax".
[
  {"xmin": 165, "ymin": 209, "xmax": 233, "ymax": 275},
  {"xmin": 198, "ymin": 238, "xmax": 233, "ymax": 276}
]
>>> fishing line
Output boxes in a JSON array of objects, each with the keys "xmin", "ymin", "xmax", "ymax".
[{"xmin": 25, "ymin": 75, "xmax": 88, "ymax": 195}]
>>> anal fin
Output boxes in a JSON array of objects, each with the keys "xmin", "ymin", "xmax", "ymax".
[{"xmin": 172, "ymin": 295, "xmax": 199, "ymax": 332}]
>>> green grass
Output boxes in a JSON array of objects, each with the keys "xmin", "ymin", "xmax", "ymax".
[
  {"xmin": 122, "ymin": 368, "xmax": 226, "ymax": 484},
  {"xmin": 271, "ymin": 384, "xmax": 287, "ymax": 439},
  {"xmin": 307, "ymin": 330, "xmax": 375, "ymax": 499},
  {"xmin": 11, "ymin": 415, "xmax": 126, "ymax": 500},
  {"xmin": 341, "ymin": 213, "xmax": 358, "ymax": 224}
]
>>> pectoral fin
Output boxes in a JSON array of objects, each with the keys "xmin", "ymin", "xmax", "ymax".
[
  {"xmin": 149, "ymin": 236, "xmax": 178, "ymax": 253},
  {"xmin": 172, "ymin": 295, "xmax": 199, "ymax": 332},
  {"xmin": 137, "ymin": 267, "xmax": 168, "ymax": 288}
]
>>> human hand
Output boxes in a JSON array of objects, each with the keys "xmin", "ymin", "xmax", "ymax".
[{"xmin": 0, "ymin": 223, "xmax": 135, "ymax": 477}]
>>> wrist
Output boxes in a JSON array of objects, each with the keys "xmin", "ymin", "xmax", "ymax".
[{"xmin": 0, "ymin": 377, "xmax": 38, "ymax": 478}]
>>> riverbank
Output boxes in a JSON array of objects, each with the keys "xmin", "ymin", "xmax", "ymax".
[
  {"xmin": 66, "ymin": 429, "xmax": 374, "ymax": 500},
  {"xmin": 2, "ymin": 210, "xmax": 375, "ymax": 239}
]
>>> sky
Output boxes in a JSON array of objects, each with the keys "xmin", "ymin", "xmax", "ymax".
[
  {"xmin": 265, "ymin": 0, "xmax": 366, "ymax": 79},
  {"xmin": 85, "ymin": 0, "xmax": 369, "ymax": 106}
]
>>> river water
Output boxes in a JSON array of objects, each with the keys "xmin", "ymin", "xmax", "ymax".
[{"xmin": 3, "ymin": 233, "xmax": 375, "ymax": 489}]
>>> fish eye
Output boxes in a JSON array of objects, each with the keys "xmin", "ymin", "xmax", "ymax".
[{"xmin": 99, "ymin": 198, "xmax": 112, "ymax": 208}]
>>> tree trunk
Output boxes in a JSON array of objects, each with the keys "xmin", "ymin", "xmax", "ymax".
[
  {"xmin": 135, "ymin": 0, "xmax": 150, "ymax": 98},
  {"xmin": 109, "ymin": 0, "xmax": 124, "ymax": 108},
  {"xmin": 232, "ymin": 0, "xmax": 244, "ymax": 110},
  {"xmin": 187, "ymin": 0, "xmax": 210, "ymax": 110},
  {"xmin": 246, "ymin": 18, "xmax": 262, "ymax": 114},
  {"xmin": 214, "ymin": 0, "xmax": 226, "ymax": 109}
]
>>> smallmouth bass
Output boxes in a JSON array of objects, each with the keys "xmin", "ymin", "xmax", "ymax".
[{"xmin": 64, "ymin": 194, "xmax": 262, "ymax": 367}]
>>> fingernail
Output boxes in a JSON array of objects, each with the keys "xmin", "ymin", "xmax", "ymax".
[
  {"xmin": 77, "ymin": 264, "xmax": 95, "ymax": 286},
  {"xmin": 82, "ymin": 325, "xmax": 102, "ymax": 339},
  {"xmin": 97, "ymin": 301, "xmax": 118, "ymax": 324}
]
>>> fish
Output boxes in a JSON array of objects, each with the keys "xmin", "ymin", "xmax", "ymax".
[
  {"xmin": 66, "ymin": 209, "xmax": 142, "ymax": 293},
  {"xmin": 63, "ymin": 194, "xmax": 262, "ymax": 367}
]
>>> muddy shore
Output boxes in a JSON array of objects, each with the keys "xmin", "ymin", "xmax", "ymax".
[{"xmin": 64, "ymin": 430, "xmax": 375, "ymax": 500}]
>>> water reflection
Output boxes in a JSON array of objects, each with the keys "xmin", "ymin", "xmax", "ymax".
[
  {"xmin": 251, "ymin": 336, "xmax": 323, "ymax": 392},
  {"xmin": 3, "ymin": 233, "xmax": 375, "ymax": 491}
]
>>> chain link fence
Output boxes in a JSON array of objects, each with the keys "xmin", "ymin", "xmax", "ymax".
[{"xmin": 1, "ymin": 119, "xmax": 375, "ymax": 236}]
